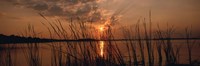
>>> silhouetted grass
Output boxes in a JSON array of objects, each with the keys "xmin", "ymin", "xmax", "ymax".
[{"xmin": 1, "ymin": 13, "xmax": 200, "ymax": 66}]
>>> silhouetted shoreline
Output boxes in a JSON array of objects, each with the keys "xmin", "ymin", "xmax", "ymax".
[{"xmin": 1, "ymin": 34, "xmax": 200, "ymax": 44}]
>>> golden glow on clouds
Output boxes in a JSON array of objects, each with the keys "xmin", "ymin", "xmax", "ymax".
[{"xmin": 1, "ymin": 0, "xmax": 200, "ymax": 37}]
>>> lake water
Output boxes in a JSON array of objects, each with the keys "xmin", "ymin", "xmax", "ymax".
[{"xmin": 0, "ymin": 40, "xmax": 200, "ymax": 66}]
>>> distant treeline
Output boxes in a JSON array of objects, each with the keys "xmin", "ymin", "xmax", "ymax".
[
  {"xmin": 0, "ymin": 34, "xmax": 97, "ymax": 44},
  {"xmin": 1, "ymin": 34, "xmax": 200, "ymax": 44},
  {"xmin": 0, "ymin": 34, "xmax": 56, "ymax": 44}
]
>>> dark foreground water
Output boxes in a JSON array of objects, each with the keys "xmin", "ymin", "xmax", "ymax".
[{"xmin": 0, "ymin": 40, "xmax": 200, "ymax": 66}]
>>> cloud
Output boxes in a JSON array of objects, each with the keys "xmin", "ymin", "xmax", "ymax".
[
  {"xmin": 31, "ymin": 2, "xmax": 48, "ymax": 11},
  {"xmin": 48, "ymin": 4, "xmax": 63, "ymax": 15},
  {"xmin": 5, "ymin": 0, "xmax": 120, "ymax": 25}
]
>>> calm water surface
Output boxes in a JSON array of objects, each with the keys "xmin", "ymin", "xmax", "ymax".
[{"xmin": 0, "ymin": 40, "xmax": 200, "ymax": 66}]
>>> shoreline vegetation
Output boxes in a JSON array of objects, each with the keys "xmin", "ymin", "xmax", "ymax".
[
  {"xmin": 1, "ymin": 23, "xmax": 200, "ymax": 66},
  {"xmin": 1, "ymin": 14, "xmax": 200, "ymax": 66}
]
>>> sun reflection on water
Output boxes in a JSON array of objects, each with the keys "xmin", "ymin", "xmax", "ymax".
[{"xmin": 99, "ymin": 41, "xmax": 104, "ymax": 57}]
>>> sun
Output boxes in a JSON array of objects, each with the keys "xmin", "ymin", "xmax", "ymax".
[{"xmin": 99, "ymin": 26, "xmax": 104, "ymax": 32}]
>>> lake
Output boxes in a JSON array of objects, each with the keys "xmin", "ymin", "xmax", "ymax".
[{"xmin": 0, "ymin": 40, "xmax": 200, "ymax": 66}]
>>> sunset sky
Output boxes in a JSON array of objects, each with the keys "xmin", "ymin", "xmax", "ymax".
[{"xmin": 0, "ymin": 0, "xmax": 200, "ymax": 37}]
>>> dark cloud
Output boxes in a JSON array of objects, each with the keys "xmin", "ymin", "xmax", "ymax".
[
  {"xmin": 32, "ymin": 2, "xmax": 48, "ymax": 11},
  {"xmin": 89, "ymin": 11, "xmax": 103, "ymax": 22},
  {"xmin": 48, "ymin": 5, "xmax": 63, "ymax": 15}
]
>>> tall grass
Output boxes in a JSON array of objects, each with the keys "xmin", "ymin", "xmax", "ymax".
[
  {"xmin": 26, "ymin": 17, "xmax": 199, "ymax": 66},
  {"xmin": 24, "ymin": 24, "xmax": 41, "ymax": 66},
  {"xmin": 185, "ymin": 27, "xmax": 196, "ymax": 65},
  {"xmin": 1, "ymin": 13, "xmax": 199, "ymax": 66}
]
